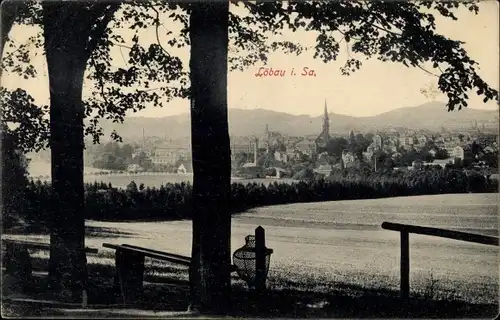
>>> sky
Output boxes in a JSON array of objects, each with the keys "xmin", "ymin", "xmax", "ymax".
[{"xmin": 2, "ymin": 1, "xmax": 499, "ymax": 118}]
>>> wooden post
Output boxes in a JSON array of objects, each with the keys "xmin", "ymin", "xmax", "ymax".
[
  {"xmin": 255, "ymin": 226, "xmax": 266, "ymax": 293},
  {"xmin": 114, "ymin": 249, "xmax": 145, "ymax": 303},
  {"xmin": 400, "ymin": 231, "xmax": 410, "ymax": 300}
]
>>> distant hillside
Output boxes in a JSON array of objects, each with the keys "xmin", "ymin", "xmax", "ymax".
[
  {"xmin": 355, "ymin": 101, "xmax": 498, "ymax": 131},
  {"xmin": 89, "ymin": 101, "xmax": 498, "ymax": 141}
]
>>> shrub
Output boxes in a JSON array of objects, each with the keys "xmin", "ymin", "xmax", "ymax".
[{"xmin": 1, "ymin": 127, "xmax": 30, "ymax": 228}]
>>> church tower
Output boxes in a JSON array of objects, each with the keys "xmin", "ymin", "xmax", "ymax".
[
  {"xmin": 315, "ymin": 99, "xmax": 331, "ymax": 151},
  {"xmin": 322, "ymin": 99, "xmax": 330, "ymax": 137}
]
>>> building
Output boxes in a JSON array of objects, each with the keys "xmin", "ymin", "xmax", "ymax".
[
  {"xmin": 341, "ymin": 150, "xmax": 356, "ymax": 168},
  {"xmin": 295, "ymin": 139, "xmax": 317, "ymax": 156},
  {"xmin": 132, "ymin": 148, "xmax": 151, "ymax": 159},
  {"xmin": 441, "ymin": 142, "xmax": 470, "ymax": 160},
  {"xmin": 127, "ymin": 164, "xmax": 144, "ymax": 173},
  {"xmin": 451, "ymin": 146, "xmax": 465, "ymax": 160},
  {"xmin": 242, "ymin": 139, "xmax": 259, "ymax": 167},
  {"xmin": 399, "ymin": 135, "xmax": 415, "ymax": 149},
  {"xmin": 265, "ymin": 167, "xmax": 288, "ymax": 179},
  {"xmin": 230, "ymin": 137, "xmax": 255, "ymax": 154},
  {"xmin": 363, "ymin": 151, "xmax": 373, "ymax": 162},
  {"xmin": 274, "ymin": 151, "xmax": 288, "ymax": 163},
  {"xmin": 423, "ymin": 158, "xmax": 455, "ymax": 168},
  {"xmin": 315, "ymin": 100, "xmax": 331, "ymax": 151},
  {"xmin": 262, "ymin": 125, "xmax": 283, "ymax": 152},
  {"xmin": 285, "ymin": 146, "xmax": 297, "ymax": 158},
  {"xmin": 177, "ymin": 162, "xmax": 193, "ymax": 174},
  {"xmin": 373, "ymin": 134, "xmax": 383, "ymax": 150},
  {"xmin": 314, "ymin": 164, "xmax": 333, "ymax": 177},
  {"xmin": 417, "ymin": 135, "xmax": 427, "ymax": 146},
  {"xmin": 152, "ymin": 145, "xmax": 190, "ymax": 165},
  {"xmin": 484, "ymin": 145, "xmax": 498, "ymax": 153},
  {"xmin": 477, "ymin": 134, "xmax": 498, "ymax": 146}
]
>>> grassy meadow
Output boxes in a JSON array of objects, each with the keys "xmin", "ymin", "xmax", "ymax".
[
  {"xmin": 5, "ymin": 193, "xmax": 498, "ymax": 306},
  {"xmin": 27, "ymin": 160, "xmax": 297, "ymax": 187}
]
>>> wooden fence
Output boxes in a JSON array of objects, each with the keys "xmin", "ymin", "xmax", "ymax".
[{"xmin": 381, "ymin": 221, "xmax": 499, "ymax": 299}]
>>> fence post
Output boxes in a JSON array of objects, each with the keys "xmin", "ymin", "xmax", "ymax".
[
  {"xmin": 400, "ymin": 230, "xmax": 410, "ymax": 300},
  {"xmin": 255, "ymin": 226, "xmax": 266, "ymax": 293}
]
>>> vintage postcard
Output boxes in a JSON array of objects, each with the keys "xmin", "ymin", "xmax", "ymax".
[{"xmin": 1, "ymin": 0, "xmax": 498, "ymax": 318}]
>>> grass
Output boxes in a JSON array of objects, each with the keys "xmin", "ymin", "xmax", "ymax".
[
  {"xmin": 2, "ymin": 193, "xmax": 499, "ymax": 317},
  {"xmin": 2, "ymin": 250, "xmax": 498, "ymax": 318}
]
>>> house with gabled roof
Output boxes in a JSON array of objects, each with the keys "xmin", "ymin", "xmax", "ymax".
[{"xmin": 177, "ymin": 161, "xmax": 193, "ymax": 174}]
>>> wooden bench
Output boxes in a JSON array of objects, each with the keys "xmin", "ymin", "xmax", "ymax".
[
  {"xmin": 2, "ymin": 239, "xmax": 98, "ymax": 286},
  {"xmin": 102, "ymin": 243, "xmax": 237, "ymax": 303}
]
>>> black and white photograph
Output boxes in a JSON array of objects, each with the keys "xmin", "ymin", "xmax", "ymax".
[{"xmin": 0, "ymin": 0, "xmax": 499, "ymax": 318}]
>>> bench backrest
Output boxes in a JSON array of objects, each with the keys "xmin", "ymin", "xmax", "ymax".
[
  {"xmin": 122, "ymin": 244, "xmax": 191, "ymax": 263},
  {"xmin": 102, "ymin": 243, "xmax": 191, "ymax": 266}
]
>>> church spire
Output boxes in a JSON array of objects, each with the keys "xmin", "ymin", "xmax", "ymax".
[
  {"xmin": 324, "ymin": 99, "xmax": 329, "ymax": 121},
  {"xmin": 315, "ymin": 98, "xmax": 331, "ymax": 150},
  {"xmin": 323, "ymin": 99, "xmax": 330, "ymax": 136}
]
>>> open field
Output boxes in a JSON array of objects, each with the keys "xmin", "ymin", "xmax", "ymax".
[
  {"xmin": 5, "ymin": 193, "xmax": 498, "ymax": 305},
  {"xmin": 28, "ymin": 161, "xmax": 111, "ymax": 177},
  {"xmin": 27, "ymin": 161, "xmax": 297, "ymax": 187}
]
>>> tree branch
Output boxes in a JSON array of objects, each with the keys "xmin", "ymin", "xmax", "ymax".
[
  {"xmin": 416, "ymin": 64, "xmax": 440, "ymax": 77},
  {"xmin": 147, "ymin": 2, "xmax": 171, "ymax": 57},
  {"xmin": 112, "ymin": 42, "xmax": 133, "ymax": 50}
]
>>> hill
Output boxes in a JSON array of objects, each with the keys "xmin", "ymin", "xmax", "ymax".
[{"xmin": 89, "ymin": 101, "xmax": 498, "ymax": 140}]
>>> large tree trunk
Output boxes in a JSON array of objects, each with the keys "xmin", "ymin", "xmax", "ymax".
[
  {"xmin": 42, "ymin": 3, "xmax": 89, "ymax": 300},
  {"xmin": 189, "ymin": 2, "xmax": 231, "ymax": 314},
  {"xmin": 42, "ymin": 2, "xmax": 118, "ymax": 300}
]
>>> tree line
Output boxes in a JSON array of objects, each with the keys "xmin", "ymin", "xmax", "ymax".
[{"xmin": 15, "ymin": 167, "xmax": 497, "ymax": 227}]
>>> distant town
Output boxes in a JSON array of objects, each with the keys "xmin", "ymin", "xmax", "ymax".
[{"xmin": 29, "ymin": 101, "xmax": 499, "ymax": 180}]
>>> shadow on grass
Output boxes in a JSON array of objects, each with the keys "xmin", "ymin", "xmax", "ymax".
[
  {"xmin": 3, "ymin": 255, "xmax": 499, "ymax": 318},
  {"xmin": 3, "ymin": 225, "xmax": 139, "ymax": 239},
  {"xmin": 228, "ymin": 287, "xmax": 499, "ymax": 318}
]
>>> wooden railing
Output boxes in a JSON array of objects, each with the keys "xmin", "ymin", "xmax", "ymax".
[{"xmin": 381, "ymin": 221, "xmax": 499, "ymax": 299}]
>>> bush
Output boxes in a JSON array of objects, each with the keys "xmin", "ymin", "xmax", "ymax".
[{"xmin": 1, "ymin": 128, "xmax": 30, "ymax": 228}]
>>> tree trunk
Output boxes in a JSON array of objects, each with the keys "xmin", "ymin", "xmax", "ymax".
[
  {"xmin": 43, "ymin": 4, "xmax": 89, "ymax": 300},
  {"xmin": 189, "ymin": 2, "xmax": 231, "ymax": 314}
]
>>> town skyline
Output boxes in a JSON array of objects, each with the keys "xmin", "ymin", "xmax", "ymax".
[{"xmin": 2, "ymin": 1, "xmax": 498, "ymax": 118}]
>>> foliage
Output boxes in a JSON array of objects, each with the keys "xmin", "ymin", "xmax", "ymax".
[
  {"xmin": 0, "ymin": 88, "xmax": 49, "ymax": 152},
  {"xmin": 293, "ymin": 167, "xmax": 315, "ymax": 181},
  {"xmin": 126, "ymin": 180, "xmax": 138, "ymax": 192},
  {"xmin": 350, "ymin": 133, "xmax": 372, "ymax": 158},
  {"xmin": 14, "ymin": 167, "xmax": 496, "ymax": 224},
  {"xmin": 87, "ymin": 141, "xmax": 139, "ymax": 170},
  {"xmin": 1, "ymin": 123, "xmax": 30, "ymax": 228},
  {"xmin": 326, "ymin": 137, "xmax": 348, "ymax": 158},
  {"xmin": 232, "ymin": 152, "xmax": 253, "ymax": 168}
]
